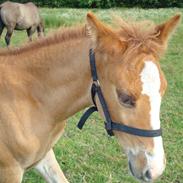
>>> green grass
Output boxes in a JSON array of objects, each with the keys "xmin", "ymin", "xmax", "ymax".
[{"xmin": 0, "ymin": 7, "xmax": 182, "ymax": 183}]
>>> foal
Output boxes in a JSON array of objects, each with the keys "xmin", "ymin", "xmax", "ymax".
[{"xmin": 0, "ymin": 13, "xmax": 180, "ymax": 182}]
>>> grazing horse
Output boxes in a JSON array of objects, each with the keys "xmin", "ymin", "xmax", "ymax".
[
  {"xmin": 0, "ymin": 1, "xmax": 44, "ymax": 46},
  {"xmin": 0, "ymin": 12, "xmax": 180, "ymax": 183}
]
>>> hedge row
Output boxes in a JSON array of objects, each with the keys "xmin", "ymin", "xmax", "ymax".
[{"xmin": 0, "ymin": 0, "xmax": 183, "ymax": 8}]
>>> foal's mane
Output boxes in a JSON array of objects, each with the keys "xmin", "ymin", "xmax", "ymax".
[
  {"xmin": 0, "ymin": 17, "xmax": 165, "ymax": 58},
  {"xmin": 0, "ymin": 26, "xmax": 87, "ymax": 56}
]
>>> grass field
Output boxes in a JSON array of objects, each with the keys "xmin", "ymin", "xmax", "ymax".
[{"xmin": 1, "ymin": 8, "xmax": 182, "ymax": 183}]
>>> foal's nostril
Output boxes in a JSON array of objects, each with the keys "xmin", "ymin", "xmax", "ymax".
[{"xmin": 144, "ymin": 169, "xmax": 152, "ymax": 180}]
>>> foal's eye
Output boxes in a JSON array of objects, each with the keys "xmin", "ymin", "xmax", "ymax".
[{"xmin": 116, "ymin": 89, "xmax": 136, "ymax": 108}]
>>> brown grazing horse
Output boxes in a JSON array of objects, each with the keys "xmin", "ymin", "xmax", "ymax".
[
  {"xmin": 0, "ymin": 1, "xmax": 44, "ymax": 46},
  {"xmin": 0, "ymin": 12, "xmax": 180, "ymax": 182}
]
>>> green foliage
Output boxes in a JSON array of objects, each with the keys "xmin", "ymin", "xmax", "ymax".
[
  {"xmin": 78, "ymin": 0, "xmax": 116, "ymax": 8},
  {"xmin": 0, "ymin": 0, "xmax": 182, "ymax": 8},
  {"xmin": 123, "ymin": 0, "xmax": 183, "ymax": 8}
]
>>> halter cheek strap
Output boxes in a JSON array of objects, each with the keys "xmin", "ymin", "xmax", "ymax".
[{"xmin": 77, "ymin": 49, "xmax": 162, "ymax": 137}]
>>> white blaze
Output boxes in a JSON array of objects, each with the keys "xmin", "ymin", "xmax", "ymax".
[{"xmin": 140, "ymin": 61, "xmax": 165, "ymax": 178}]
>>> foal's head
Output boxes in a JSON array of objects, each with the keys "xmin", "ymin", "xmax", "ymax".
[{"xmin": 86, "ymin": 13, "xmax": 181, "ymax": 182}]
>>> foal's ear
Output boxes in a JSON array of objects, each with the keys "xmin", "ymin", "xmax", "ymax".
[
  {"xmin": 86, "ymin": 12, "xmax": 126, "ymax": 53},
  {"xmin": 155, "ymin": 14, "xmax": 181, "ymax": 45}
]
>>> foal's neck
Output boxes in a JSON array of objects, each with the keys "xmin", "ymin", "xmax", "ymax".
[{"xmin": 37, "ymin": 36, "xmax": 93, "ymax": 121}]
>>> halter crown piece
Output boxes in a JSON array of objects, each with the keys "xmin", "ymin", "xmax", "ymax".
[{"xmin": 77, "ymin": 49, "xmax": 162, "ymax": 137}]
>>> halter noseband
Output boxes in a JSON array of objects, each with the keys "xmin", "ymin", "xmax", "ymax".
[{"xmin": 77, "ymin": 49, "xmax": 162, "ymax": 137}]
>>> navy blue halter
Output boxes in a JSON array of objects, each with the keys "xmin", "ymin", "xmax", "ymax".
[{"xmin": 77, "ymin": 49, "xmax": 162, "ymax": 137}]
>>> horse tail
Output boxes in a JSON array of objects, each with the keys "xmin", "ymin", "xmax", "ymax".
[{"xmin": 0, "ymin": 4, "xmax": 2, "ymax": 12}]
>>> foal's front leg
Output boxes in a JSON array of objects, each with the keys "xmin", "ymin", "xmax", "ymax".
[{"xmin": 35, "ymin": 149, "xmax": 69, "ymax": 183}]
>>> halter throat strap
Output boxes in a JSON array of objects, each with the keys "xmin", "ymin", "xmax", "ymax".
[{"xmin": 77, "ymin": 49, "xmax": 162, "ymax": 137}]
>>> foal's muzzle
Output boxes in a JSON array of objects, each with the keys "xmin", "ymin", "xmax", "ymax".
[{"xmin": 127, "ymin": 149, "xmax": 166, "ymax": 182}]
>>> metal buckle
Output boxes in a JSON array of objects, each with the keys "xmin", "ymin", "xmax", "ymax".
[{"xmin": 93, "ymin": 79, "xmax": 100, "ymax": 87}]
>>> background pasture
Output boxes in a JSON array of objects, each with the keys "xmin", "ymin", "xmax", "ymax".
[{"xmin": 0, "ymin": 8, "xmax": 182, "ymax": 183}]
